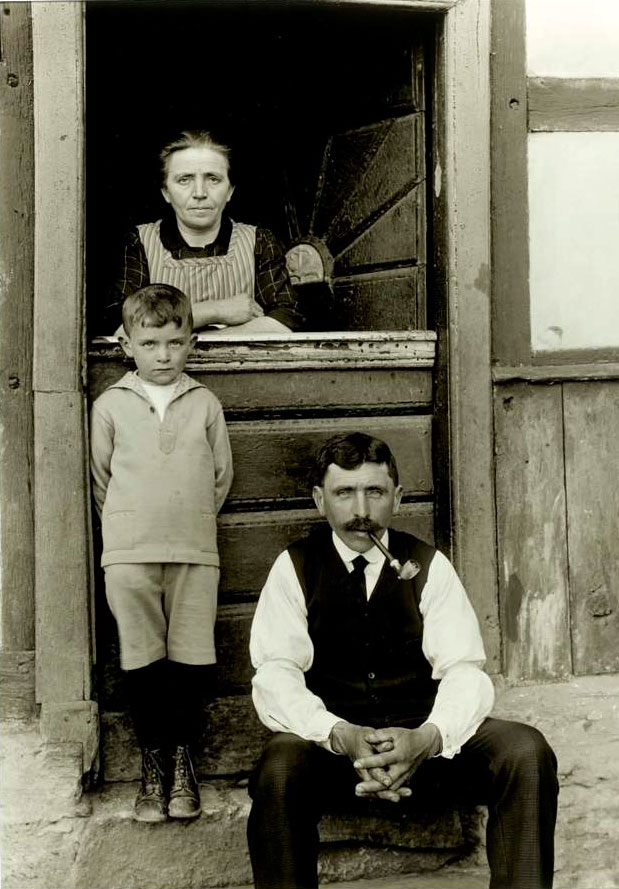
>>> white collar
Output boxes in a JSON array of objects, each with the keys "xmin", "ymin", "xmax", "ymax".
[{"xmin": 331, "ymin": 529, "xmax": 389, "ymax": 566}]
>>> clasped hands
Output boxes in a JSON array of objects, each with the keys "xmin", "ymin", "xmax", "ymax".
[{"xmin": 329, "ymin": 721, "xmax": 442, "ymax": 804}]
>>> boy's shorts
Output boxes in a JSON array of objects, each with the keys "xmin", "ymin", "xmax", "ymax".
[{"xmin": 104, "ymin": 563, "xmax": 219, "ymax": 670}]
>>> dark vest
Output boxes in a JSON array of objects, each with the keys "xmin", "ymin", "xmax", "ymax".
[{"xmin": 288, "ymin": 526, "xmax": 440, "ymax": 729}]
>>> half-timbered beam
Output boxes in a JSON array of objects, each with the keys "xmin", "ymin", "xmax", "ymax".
[{"xmin": 529, "ymin": 77, "xmax": 619, "ymax": 132}]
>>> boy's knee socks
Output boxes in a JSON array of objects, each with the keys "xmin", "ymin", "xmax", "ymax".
[
  {"xmin": 166, "ymin": 661, "xmax": 216, "ymax": 750},
  {"xmin": 126, "ymin": 659, "xmax": 216, "ymax": 751},
  {"xmin": 126, "ymin": 658, "xmax": 170, "ymax": 750}
]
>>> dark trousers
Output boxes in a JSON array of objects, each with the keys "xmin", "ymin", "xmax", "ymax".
[{"xmin": 247, "ymin": 717, "xmax": 558, "ymax": 889}]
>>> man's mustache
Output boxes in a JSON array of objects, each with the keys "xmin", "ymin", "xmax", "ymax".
[{"xmin": 343, "ymin": 517, "xmax": 381, "ymax": 533}]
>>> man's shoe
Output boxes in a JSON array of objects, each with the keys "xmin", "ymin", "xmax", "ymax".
[
  {"xmin": 168, "ymin": 745, "xmax": 201, "ymax": 819},
  {"xmin": 134, "ymin": 748, "xmax": 168, "ymax": 823}
]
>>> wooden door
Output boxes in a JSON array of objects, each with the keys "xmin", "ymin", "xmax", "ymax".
[
  {"xmin": 88, "ymin": 39, "xmax": 438, "ymax": 783},
  {"xmin": 281, "ymin": 44, "xmax": 427, "ymax": 333}
]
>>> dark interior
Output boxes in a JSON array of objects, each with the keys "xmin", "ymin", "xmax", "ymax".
[{"xmin": 86, "ymin": 0, "xmax": 434, "ymax": 333}]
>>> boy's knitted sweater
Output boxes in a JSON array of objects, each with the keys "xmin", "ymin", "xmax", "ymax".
[{"xmin": 90, "ymin": 371, "xmax": 233, "ymax": 567}]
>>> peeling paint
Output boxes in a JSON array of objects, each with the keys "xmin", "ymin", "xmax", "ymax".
[
  {"xmin": 434, "ymin": 162, "xmax": 442, "ymax": 198},
  {"xmin": 517, "ymin": 590, "xmax": 565, "ymax": 677}
]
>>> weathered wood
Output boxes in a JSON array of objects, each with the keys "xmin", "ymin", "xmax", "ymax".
[
  {"xmin": 215, "ymin": 604, "xmax": 255, "ymax": 694},
  {"xmin": 34, "ymin": 392, "xmax": 92, "ymax": 704},
  {"xmin": 494, "ymin": 384, "xmax": 571, "ymax": 679},
  {"xmin": 313, "ymin": 113, "xmax": 424, "ymax": 244},
  {"xmin": 32, "ymin": 2, "xmax": 84, "ymax": 393},
  {"xmin": 429, "ymin": 5, "xmax": 452, "ymax": 558},
  {"xmin": 92, "ymin": 332, "xmax": 437, "ymax": 371},
  {"xmin": 313, "ymin": 123, "xmax": 391, "ymax": 239},
  {"xmin": 0, "ymin": 651, "xmax": 36, "ymax": 720},
  {"xmin": 227, "ymin": 416, "xmax": 432, "ymax": 505},
  {"xmin": 217, "ymin": 505, "xmax": 435, "ymax": 598},
  {"xmin": 494, "ymin": 363, "xmax": 619, "ymax": 384},
  {"xmin": 88, "ymin": 359, "xmax": 433, "ymax": 414},
  {"xmin": 226, "ymin": 415, "xmax": 432, "ymax": 504},
  {"xmin": 563, "ymin": 382, "xmax": 619, "ymax": 674},
  {"xmin": 336, "ymin": 188, "xmax": 425, "ymax": 272},
  {"xmin": 0, "ymin": 2, "xmax": 35, "ymax": 652},
  {"xmin": 490, "ymin": 0, "xmax": 530, "ymax": 364},
  {"xmin": 333, "ymin": 269, "xmax": 421, "ymax": 330},
  {"xmin": 326, "ymin": 115, "xmax": 425, "ymax": 257},
  {"xmin": 190, "ymin": 331, "xmax": 436, "ymax": 371},
  {"xmin": 442, "ymin": 0, "xmax": 498, "ymax": 668},
  {"xmin": 529, "ymin": 77, "xmax": 619, "ymax": 132}
]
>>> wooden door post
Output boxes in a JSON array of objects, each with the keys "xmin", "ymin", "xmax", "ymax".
[
  {"xmin": 32, "ymin": 2, "xmax": 97, "ymax": 774},
  {"xmin": 441, "ymin": 0, "xmax": 499, "ymax": 668},
  {"xmin": 0, "ymin": 2, "xmax": 36, "ymax": 719}
]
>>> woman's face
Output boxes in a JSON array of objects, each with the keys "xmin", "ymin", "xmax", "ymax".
[{"xmin": 161, "ymin": 146, "xmax": 234, "ymax": 238}]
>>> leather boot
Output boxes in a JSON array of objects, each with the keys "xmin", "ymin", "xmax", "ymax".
[
  {"xmin": 168, "ymin": 745, "xmax": 201, "ymax": 819},
  {"xmin": 134, "ymin": 748, "xmax": 168, "ymax": 823}
]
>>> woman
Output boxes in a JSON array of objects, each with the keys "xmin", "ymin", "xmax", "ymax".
[{"xmin": 104, "ymin": 130, "xmax": 303, "ymax": 335}]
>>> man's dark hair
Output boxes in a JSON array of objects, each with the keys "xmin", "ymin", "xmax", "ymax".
[{"xmin": 313, "ymin": 432, "xmax": 399, "ymax": 487}]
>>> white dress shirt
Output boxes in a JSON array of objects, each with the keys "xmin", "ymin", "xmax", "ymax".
[{"xmin": 250, "ymin": 530, "xmax": 495, "ymax": 758}]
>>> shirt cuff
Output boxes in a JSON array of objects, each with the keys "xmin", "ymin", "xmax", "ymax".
[
  {"xmin": 421, "ymin": 714, "xmax": 461, "ymax": 760},
  {"xmin": 312, "ymin": 712, "xmax": 345, "ymax": 753}
]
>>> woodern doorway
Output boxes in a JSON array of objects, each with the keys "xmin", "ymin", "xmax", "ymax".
[
  {"xmin": 28, "ymin": 0, "xmax": 494, "ymax": 780},
  {"xmin": 83, "ymin": 0, "xmax": 487, "ymax": 781}
]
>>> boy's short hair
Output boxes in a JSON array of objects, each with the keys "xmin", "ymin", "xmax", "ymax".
[
  {"xmin": 313, "ymin": 432, "xmax": 399, "ymax": 487},
  {"xmin": 122, "ymin": 284, "xmax": 194, "ymax": 335}
]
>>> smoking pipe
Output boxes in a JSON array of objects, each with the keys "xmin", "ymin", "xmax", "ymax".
[{"xmin": 367, "ymin": 531, "xmax": 420, "ymax": 581}]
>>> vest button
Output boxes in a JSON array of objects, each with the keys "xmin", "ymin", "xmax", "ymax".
[
  {"xmin": 149, "ymin": 406, "xmax": 155, "ymax": 413},
  {"xmin": 368, "ymin": 672, "xmax": 375, "ymax": 680}
]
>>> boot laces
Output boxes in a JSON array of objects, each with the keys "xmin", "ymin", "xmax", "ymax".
[
  {"xmin": 174, "ymin": 746, "xmax": 194, "ymax": 791},
  {"xmin": 142, "ymin": 749, "xmax": 165, "ymax": 797}
]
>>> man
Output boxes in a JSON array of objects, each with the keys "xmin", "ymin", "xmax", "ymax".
[{"xmin": 248, "ymin": 432, "xmax": 558, "ymax": 889}]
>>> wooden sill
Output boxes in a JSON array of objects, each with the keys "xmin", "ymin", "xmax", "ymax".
[{"xmin": 90, "ymin": 330, "xmax": 437, "ymax": 372}]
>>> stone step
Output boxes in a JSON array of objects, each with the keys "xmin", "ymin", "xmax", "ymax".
[
  {"xmin": 230, "ymin": 869, "xmax": 490, "ymax": 889},
  {"xmin": 70, "ymin": 780, "xmax": 482, "ymax": 889}
]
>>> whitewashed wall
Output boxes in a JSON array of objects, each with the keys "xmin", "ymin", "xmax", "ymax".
[
  {"xmin": 527, "ymin": 0, "xmax": 619, "ymax": 78},
  {"xmin": 527, "ymin": 0, "xmax": 619, "ymax": 352}
]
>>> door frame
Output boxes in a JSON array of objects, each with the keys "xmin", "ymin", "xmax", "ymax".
[{"xmin": 30, "ymin": 0, "xmax": 496, "ymax": 760}]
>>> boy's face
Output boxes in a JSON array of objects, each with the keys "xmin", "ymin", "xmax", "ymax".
[{"xmin": 120, "ymin": 321, "xmax": 197, "ymax": 386}]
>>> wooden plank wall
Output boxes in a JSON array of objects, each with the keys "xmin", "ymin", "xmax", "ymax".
[
  {"xmin": 494, "ymin": 384, "xmax": 570, "ymax": 680},
  {"xmin": 563, "ymin": 383, "xmax": 619, "ymax": 674},
  {"xmin": 491, "ymin": 0, "xmax": 619, "ymax": 681},
  {"xmin": 494, "ymin": 379, "xmax": 619, "ymax": 679}
]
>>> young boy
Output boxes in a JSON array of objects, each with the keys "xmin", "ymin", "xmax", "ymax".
[{"xmin": 90, "ymin": 284, "xmax": 233, "ymax": 823}]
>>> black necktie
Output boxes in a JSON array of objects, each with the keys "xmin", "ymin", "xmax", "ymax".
[{"xmin": 350, "ymin": 554, "xmax": 369, "ymax": 607}]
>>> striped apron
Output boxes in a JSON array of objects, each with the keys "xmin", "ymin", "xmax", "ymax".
[{"xmin": 137, "ymin": 219, "xmax": 260, "ymax": 311}]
